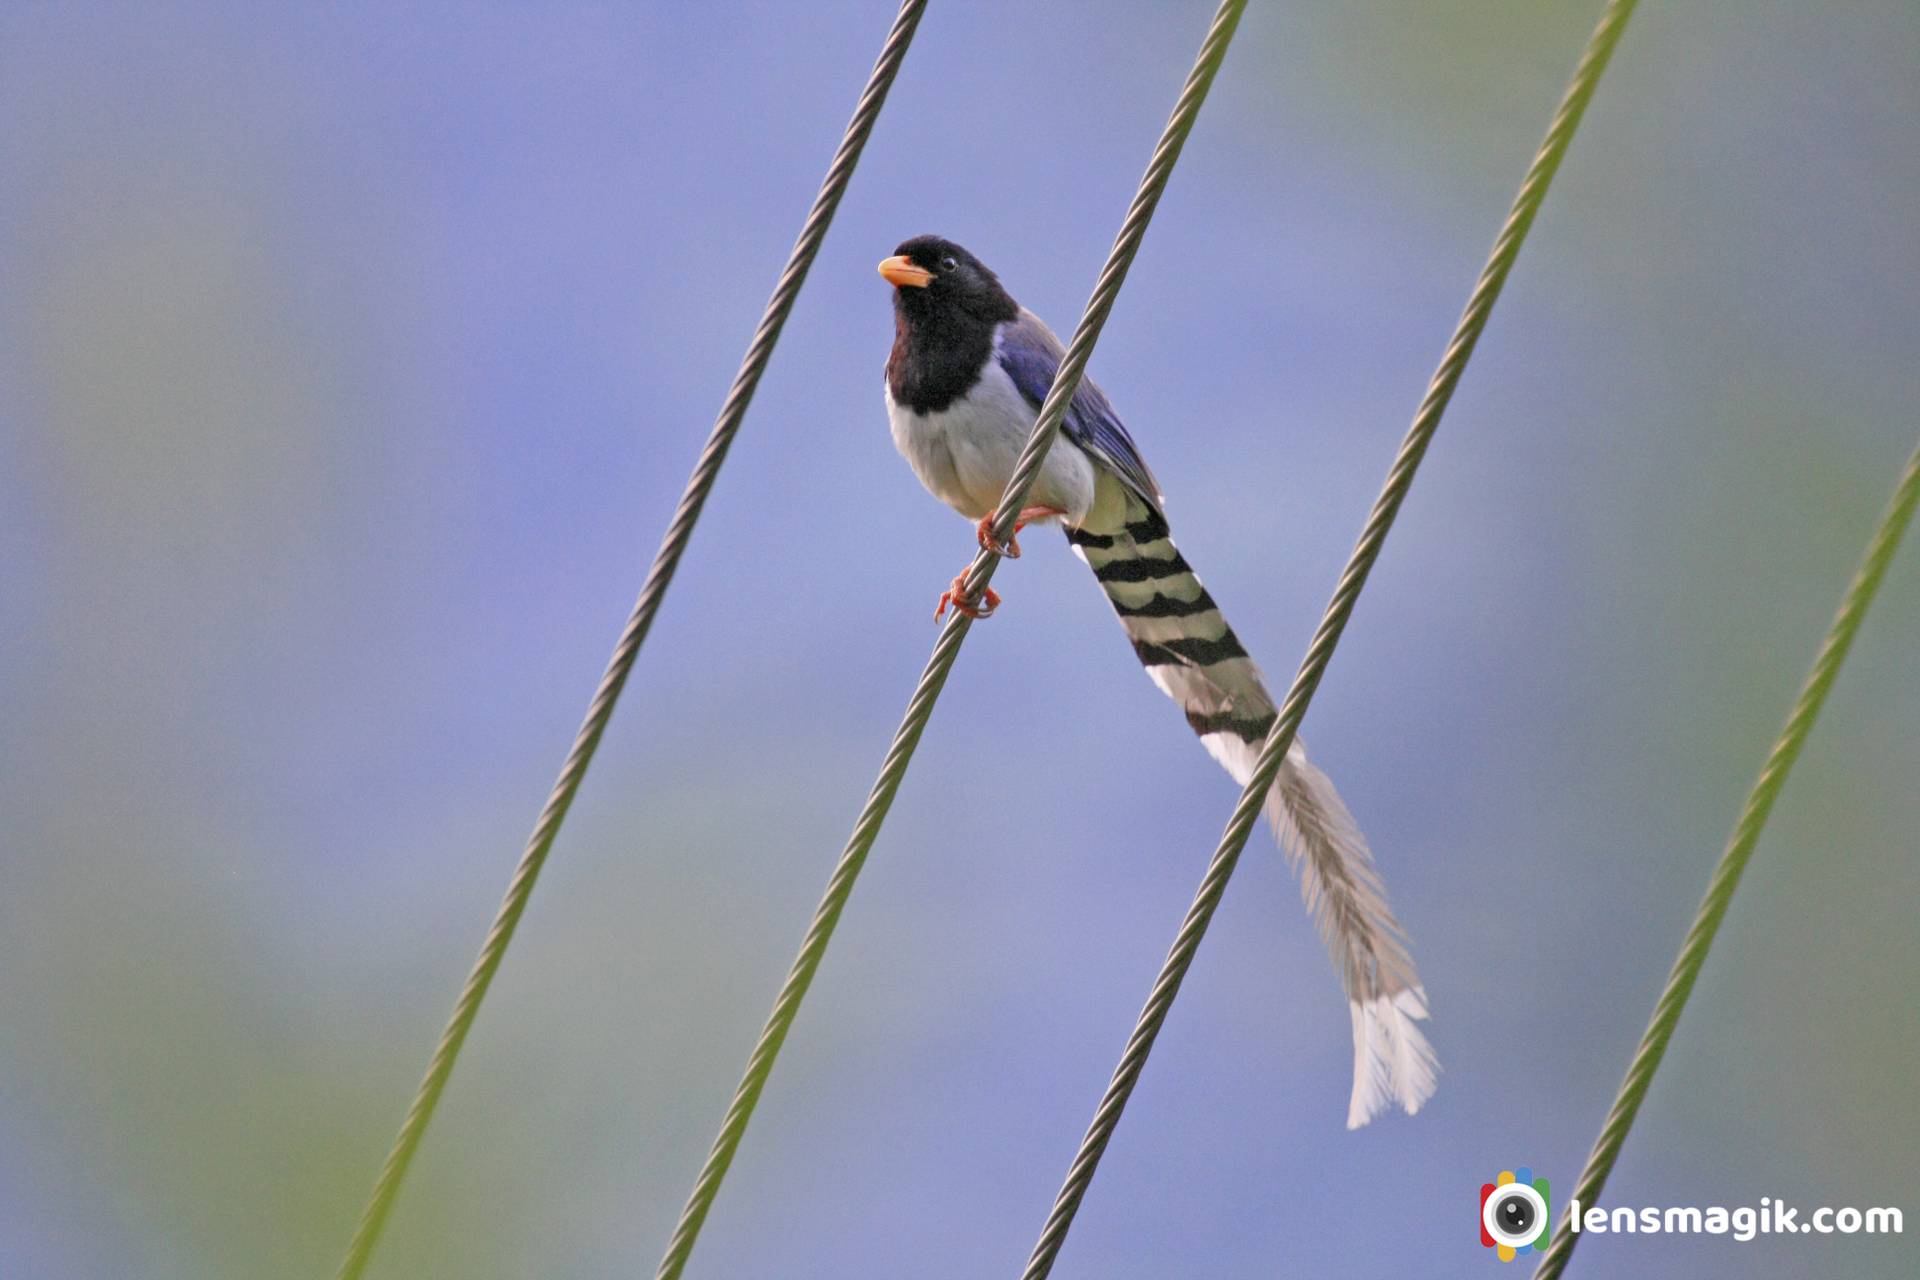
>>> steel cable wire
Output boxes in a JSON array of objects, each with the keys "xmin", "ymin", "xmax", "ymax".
[
  {"xmin": 1020, "ymin": 2, "xmax": 1640, "ymax": 1275},
  {"xmin": 652, "ymin": 3, "xmax": 1249, "ymax": 1276},
  {"xmin": 331, "ymin": 4, "xmax": 930, "ymax": 1275},
  {"xmin": 1532, "ymin": 437, "xmax": 1920, "ymax": 1279}
]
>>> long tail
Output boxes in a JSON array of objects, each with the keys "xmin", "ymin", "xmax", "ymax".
[{"xmin": 1066, "ymin": 484, "xmax": 1437, "ymax": 1127}]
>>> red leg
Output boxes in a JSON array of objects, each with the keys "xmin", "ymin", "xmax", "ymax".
[
  {"xmin": 935, "ymin": 572, "xmax": 1002, "ymax": 623},
  {"xmin": 975, "ymin": 506, "xmax": 1068, "ymax": 559},
  {"xmin": 974, "ymin": 514, "xmax": 1013, "ymax": 558}
]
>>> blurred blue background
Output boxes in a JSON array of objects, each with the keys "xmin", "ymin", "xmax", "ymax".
[{"xmin": 2, "ymin": 2, "xmax": 1916, "ymax": 1276}]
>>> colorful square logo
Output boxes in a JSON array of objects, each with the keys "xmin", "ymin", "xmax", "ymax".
[{"xmin": 1480, "ymin": 1166, "xmax": 1551, "ymax": 1261}]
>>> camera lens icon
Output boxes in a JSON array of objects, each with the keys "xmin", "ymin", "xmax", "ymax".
[
  {"xmin": 1479, "ymin": 1167, "xmax": 1550, "ymax": 1261},
  {"xmin": 1485, "ymin": 1183, "xmax": 1543, "ymax": 1244}
]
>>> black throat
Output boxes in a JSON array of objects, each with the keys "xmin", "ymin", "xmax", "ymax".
[{"xmin": 886, "ymin": 293, "xmax": 1015, "ymax": 415}]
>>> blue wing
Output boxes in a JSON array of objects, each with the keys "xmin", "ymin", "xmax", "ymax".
[{"xmin": 997, "ymin": 310, "xmax": 1164, "ymax": 513}]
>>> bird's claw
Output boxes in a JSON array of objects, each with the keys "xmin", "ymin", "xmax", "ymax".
[
  {"xmin": 935, "ymin": 573, "xmax": 1001, "ymax": 623},
  {"xmin": 975, "ymin": 507, "xmax": 1066, "ymax": 560},
  {"xmin": 975, "ymin": 515, "xmax": 1022, "ymax": 559},
  {"xmin": 947, "ymin": 507, "xmax": 1060, "ymax": 618}
]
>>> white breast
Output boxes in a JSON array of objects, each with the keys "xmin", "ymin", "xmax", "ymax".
[{"xmin": 886, "ymin": 335, "xmax": 1097, "ymax": 524}]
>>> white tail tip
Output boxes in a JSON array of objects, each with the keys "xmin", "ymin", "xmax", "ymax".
[{"xmin": 1345, "ymin": 987, "xmax": 1439, "ymax": 1129}]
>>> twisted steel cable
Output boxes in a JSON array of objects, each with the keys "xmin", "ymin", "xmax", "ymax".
[
  {"xmin": 652, "ymin": 4, "xmax": 1249, "ymax": 1276},
  {"xmin": 331, "ymin": 5, "xmax": 930, "ymax": 1276},
  {"xmin": 1020, "ymin": 2, "xmax": 1640, "ymax": 1275},
  {"xmin": 1532, "ymin": 437, "xmax": 1920, "ymax": 1279}
]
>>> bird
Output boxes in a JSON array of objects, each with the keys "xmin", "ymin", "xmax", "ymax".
[{"xmin": 879, "ymin": 234, "xmax": 1436, "ymax": 1127}]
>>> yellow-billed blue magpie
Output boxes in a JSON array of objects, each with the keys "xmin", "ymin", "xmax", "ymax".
[{"xmin": 879, "ymin": 235, "xmax": 1436, "ymax": 1128}]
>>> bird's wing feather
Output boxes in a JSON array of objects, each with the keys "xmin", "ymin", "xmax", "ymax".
[{"xmin": 997, "ymin": 309, "xmax": 1163, "ymax": 512}]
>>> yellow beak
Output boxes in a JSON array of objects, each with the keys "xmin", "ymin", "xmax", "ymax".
[{"xmin": 877, "ymin": 255, "xmax": 934, "ymax": 288}]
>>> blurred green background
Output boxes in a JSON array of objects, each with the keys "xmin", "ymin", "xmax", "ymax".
[{"xmin": 2, "ymin": 2, "xmax": 1915, "ymax": 1276}]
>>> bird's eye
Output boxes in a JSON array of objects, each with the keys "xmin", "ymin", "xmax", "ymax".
[{"xmin": 940, "ymin": 256, "xmax": 958, "ymax": 272}]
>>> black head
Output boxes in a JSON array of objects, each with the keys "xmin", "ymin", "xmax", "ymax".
[{"xmin": 878, "ymin": 235, "xmax": 1018, "ymax": 325}]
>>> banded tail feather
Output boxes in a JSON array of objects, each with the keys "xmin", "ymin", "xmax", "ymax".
[{"xmin": 1066, "ymin": 480, "xmax": 1437, "ymax": 1128}]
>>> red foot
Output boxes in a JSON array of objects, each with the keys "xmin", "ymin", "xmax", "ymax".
[
  {"xmin": 976, "ymin": 507, "xmax": 1068, "ymax": 560},
  {"xmin": 935, "ymin": 573, "xmax": 1001, "ymax": 623}
]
